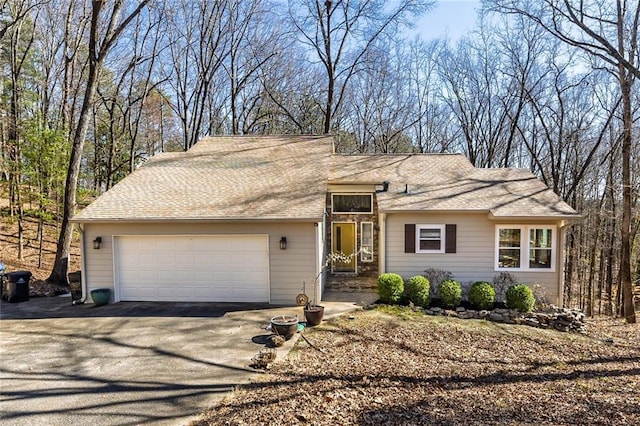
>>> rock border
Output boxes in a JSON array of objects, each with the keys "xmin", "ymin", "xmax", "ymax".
[{"xmin": 370, "ymin": 304, "xmax": 588, "ymax": 334}]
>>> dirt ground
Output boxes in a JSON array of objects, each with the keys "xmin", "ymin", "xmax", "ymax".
[
  {"xmin": 1, "ymin": 213, "xmax": 80, "ymax": 295},
  {"xmin": 191, "ymin": 309, "xmax": 640, "ymax": 426}
]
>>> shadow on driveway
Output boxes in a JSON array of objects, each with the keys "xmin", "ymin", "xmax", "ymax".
[
  {"xmin": 0, "ymin": 295, "xmax": 283, "ymax": 319},
  {"xmin": 0, "ymin": 296, "xmax": 304, "ymax": 426}
]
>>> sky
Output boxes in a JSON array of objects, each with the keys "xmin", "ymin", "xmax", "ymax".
[{"xmin": 410, "ymin": 0, "xmax": 482, "ymax": 41}]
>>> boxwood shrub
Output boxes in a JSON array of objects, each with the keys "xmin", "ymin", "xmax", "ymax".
[
  {"xmin": 437, "ymin": 279, "xmax": 462, "ymax": 308},
  {"xmin": 506, "ymin": 284, "xmax": 535, "ymax": 312},
  {"xmin": 377, "ymin": 273, "xmax": 404, "ymax": 304},
  {"xmin": 404, "ymin": 276, "xmax": 430, "ymax": 307},
  {"xmin": 468, "ymin": 281, "xmax": 496, "ymax": 310}
]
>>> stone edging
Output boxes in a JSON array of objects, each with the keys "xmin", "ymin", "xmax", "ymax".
[{"xmin": 371, "ymin": 304, "xmax": 588, "ymax": 334}]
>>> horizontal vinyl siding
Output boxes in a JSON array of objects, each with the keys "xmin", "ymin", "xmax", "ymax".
[
  {"xmin": 82, "ymin": 222, "xmax": 317, "ymax": 305},
  {"xmin": 385, "ymin": 213, "xmax": 561, "ymax": 304},
  {"xmin": 268, "ymin": 224, "xmax": 318, "ymax": 304}
]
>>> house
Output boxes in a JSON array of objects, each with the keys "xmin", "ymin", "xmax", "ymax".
[{"xmin": 71, "ymin": 135, "xmax": 580, "ymax": 306}]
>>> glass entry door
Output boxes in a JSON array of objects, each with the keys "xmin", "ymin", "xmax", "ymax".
[{"xmin": 332, "ymin": 222, "xmax": 356, "ymax": 272}]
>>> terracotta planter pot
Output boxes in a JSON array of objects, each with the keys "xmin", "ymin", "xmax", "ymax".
[
  {"xmin": 270, "ymin": 315, "xmax": 298, "ymax": 340},
  {"xmin": 304, "ymin": 305, "xmax": 325, "ymax": 326}
]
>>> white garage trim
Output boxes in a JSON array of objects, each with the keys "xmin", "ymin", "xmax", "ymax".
[{"xmin": 113, "ymin": 234, "xmax": 270, "ymax": 303}]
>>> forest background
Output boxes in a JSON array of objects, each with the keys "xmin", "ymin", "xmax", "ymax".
[{"xmin": 0, "ymin": 0, "xmax": 638, "ymax": 322}]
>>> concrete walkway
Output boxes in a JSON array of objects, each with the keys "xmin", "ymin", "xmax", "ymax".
[{"xmin": 0, "ymin": 294, "xmax": 369, "ymax": 426}]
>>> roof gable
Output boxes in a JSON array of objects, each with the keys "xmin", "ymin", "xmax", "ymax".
[
  {"xmin": 329, "ymin": 153, "xmax": 577, "ymax": 218},
  {"xmin": 375, "ymin": 167, "xmax": 578, "ymax": 218},
  {"xmin": 72, "ymin": 135, "xmax": 578, "ymax": 222},
  {"xmin": 72, "ymin": 135, "xmax": 334, "ymax": 222}
]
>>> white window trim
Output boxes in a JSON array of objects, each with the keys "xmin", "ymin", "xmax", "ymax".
[
  {"xmin": 361, "ymin": 222, "xmax": 374, "ymax": 262},
  {"xmin": 416, "ymin": 224, "xmax": 446, "ymax": 254},
  {"xmin": 494, "ymin": 225, "xmax": 557, "ymax": 272},
  {"xmin": 331, "ymin": 193, "xmax": 373, "ymax": 214}
]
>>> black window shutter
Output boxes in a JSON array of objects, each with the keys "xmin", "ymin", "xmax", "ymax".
[
  {"xmin": 404, "ymin": 224, "xmax": 416, "ymax": 253},
  {"xmin": 445, "ymin": 224, "xmax": 457, "ymax": 253}
]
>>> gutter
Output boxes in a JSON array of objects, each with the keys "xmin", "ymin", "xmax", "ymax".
[
  {"xmin": 378, "ymin": 213, "xmax": 386, "ymax": 275},
  {"xmin": 69, "ymin": 216, "xmax": 325, "ymax": 224}
]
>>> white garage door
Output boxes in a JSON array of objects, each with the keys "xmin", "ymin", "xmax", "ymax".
[{"xmin": 115, "ymin": 235, "xmax": 270, "ymax": 302}]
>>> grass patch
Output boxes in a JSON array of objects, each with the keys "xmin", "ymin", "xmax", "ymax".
[{"xmin": 375, "ymin": 304, "xmax": 424, "ymax": 319}]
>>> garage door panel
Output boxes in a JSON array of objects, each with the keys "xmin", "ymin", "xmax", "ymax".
[
  {"xmin": 174, "ymin": 253, "xmax": 194, "ymax": 265},
  {"xmin": 121, "ymin": 286, "xmax": 156, "ymax": 300},
  {"xmin": 115, "ymin": 235, "xmax": 269, "ymax": 302}
]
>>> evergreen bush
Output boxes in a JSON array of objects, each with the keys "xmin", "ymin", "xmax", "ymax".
[
  {"xmin": 437, "ymin": 279, "xmax": 462, "ymax": 308},
  {"xmin": 468, "ymin": 281, "xmax": 496, "ymax": 310},
  {"xmin": 506, "ymin": 284, "xmax": 535, "ymax": 312},
  {"xmin": 377, "ymin": 273, "xmax": 404, "ymax": 304},
  {"xmin": 404, "ymin": 276, "xmax": 430, "ymax": 307}
]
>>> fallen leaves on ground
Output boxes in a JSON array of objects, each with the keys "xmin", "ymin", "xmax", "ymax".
[{"xmin": 192, "ymin": 309, "xmax": 640, "ymax": 426}]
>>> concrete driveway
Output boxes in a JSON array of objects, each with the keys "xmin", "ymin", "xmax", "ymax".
[{"xmin": 0, "ymin": 295, "xmax": 366, "ymax": 425}]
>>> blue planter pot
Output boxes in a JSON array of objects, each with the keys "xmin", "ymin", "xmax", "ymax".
[{"xmin": 90, "ymin": 288, "xmax": 111, "ymax": 306}]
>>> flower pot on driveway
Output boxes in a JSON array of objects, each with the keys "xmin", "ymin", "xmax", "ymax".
[
  {"xmin": 304, "ymin": 305, "xmax": 324, "ymax": 326},
  {"xmin": 270, "ymin": 315, "xmax": 299, "ymax": 340},
  {"xmin": 90, "ymin": 288, "xmax": 111, "ymax": 306}
]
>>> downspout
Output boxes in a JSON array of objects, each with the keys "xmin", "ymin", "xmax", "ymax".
[
  {"xmin": 75, "ymin": 223, "xmax": 89, "ymax": 304},
  {"xmin": 317, "ymin": 211, "xmax": 328, "ymax": 303},
  {"xmin": 378, "ymin": 213, "xmax": 386, "ymax": 275}
]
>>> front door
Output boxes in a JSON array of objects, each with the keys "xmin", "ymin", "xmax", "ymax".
[{"xmin": 332, "ymin": 222, "xmax": 356, "ymax": 272}]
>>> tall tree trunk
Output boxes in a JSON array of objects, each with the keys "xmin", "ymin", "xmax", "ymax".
[
  {"xmin": 48, "ymin": 59, "xmax": 99, "ymax": 284},
  {"xmin": 322, "ymin": 0, "xmax": 333, "ymax": 134},
  {"xmin": 48, "ymin": 0, "xmax": 150, "ymax": 284},
  {"xmin": 619, "ymin": 70, "xmax": 636, "ymax": 323},
  {"xmin": 617, "ymin": 0, "xmax": 636, "ymax": 323}
]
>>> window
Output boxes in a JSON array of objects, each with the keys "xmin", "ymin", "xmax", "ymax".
[
  {"xmin": 332, "ymin": 194, "xmax": 372, "ymax": 213},
  {"xmin": 495, "ymin": 226, "xmax": 556, "ymax": 271},
  {"xmin": 404, "ymin": 224, "xmax": 456, "ymax": 254},
  {"xmin": 361, "ymin": 222, "xmax": 373, "ymax": 262},
  {"xmin": 416, "ymin": 224, "xmax": 445, "ymax": 254},
  {"xmin": 529, "ymin": 228, "xmax": 553, "ymax": 269},
  {"xmin": 497, "ymin": 228, "xmax": 521, "ymax": 268}
]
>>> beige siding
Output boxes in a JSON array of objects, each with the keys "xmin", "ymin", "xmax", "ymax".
[
  {"xmin": 385, "ymin": 212, "xmax": 563, "ymax": 305},
  {"xmin": 81, "ymin": 221, "xmax": 318, "ymax": 305}
]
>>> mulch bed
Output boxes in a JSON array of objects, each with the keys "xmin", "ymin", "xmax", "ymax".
[{"xmin": 192, "ymin": 309, "xmax": 640, "ymax": 426}]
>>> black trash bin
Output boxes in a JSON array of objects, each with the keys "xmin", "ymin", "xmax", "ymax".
[
  {"xmin": 6, "ymin": 271, "xmax": 31, "ymax": 303},
  {"xmin": 68, "ymin": 271, "xmax": 82, "ymax": 301}
]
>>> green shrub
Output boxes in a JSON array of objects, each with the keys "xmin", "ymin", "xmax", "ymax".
[
  {"xmin": 506, "ymin": 284, "xmax": 535, "ymax": 312},
  {"xmin": 468, "ymin": 281, "xmax": 496, "ymax": 310},
  {"xmin": 424, "ymin": 268, "xmax": 454, "ymax": 297},
  {"xmin": 437, "ymin": 279, "xmax": 462, "ymax": 308},
  {"xmin": 404, "ymin": 276, "xmax": 430, "ymax": 307},
  {"xmin": 377, "ymin": 273, "xmax": 404, "ymax": 304}
]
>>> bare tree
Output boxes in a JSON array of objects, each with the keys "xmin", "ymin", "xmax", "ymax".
[
  {"xmin": 48, "ymin": 0, "xmax": 150, "ymax": 285},
  {"xmin": 485, "ymin": 0, "xmax": 638, "ymax": 323},
  {"xmin": 0, "ymin": 0, "xmax": 45, "ymax": 40},
  {"xmin": 163, "ymin": 0, "xmax": 230, "ymax": 150},
  {"xmin": 343, "ymin": 40, "xmax": 418, "ymax": 153},
  {"xmin": 288, "ymin": 0, "xmax": 432, "ymax": 135},
  {"xmin": 405, "ymin": 38, "xmax": 456, "ymax": 153},
  {"xmin": 2, "ymin": 0, "xmax": 40, "ymax": 260},
  {"xmin": 438, "ymin": 30, "xmax": 516, "ymax": 167}
]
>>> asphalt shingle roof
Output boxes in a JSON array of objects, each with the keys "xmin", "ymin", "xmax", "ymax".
[
  {"xmin": 72, "ymin": 136, "xmax": 578, "ymax": 222},
  {"xmin": 330, "ymin": 153, "xmax": 578, "ymax": 218},
  {"xmin": 72, "ymin": 135, "xmax": 334, "ymax": 221}
]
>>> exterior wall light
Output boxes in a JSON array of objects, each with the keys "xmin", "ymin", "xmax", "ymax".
[
  {"xmin": 93, "ymin": 237, "xmax": 102, "ymax": 250},
  {"xmin": 280, "ymin": 237, "xmax": 287, "ymax": 250}
]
